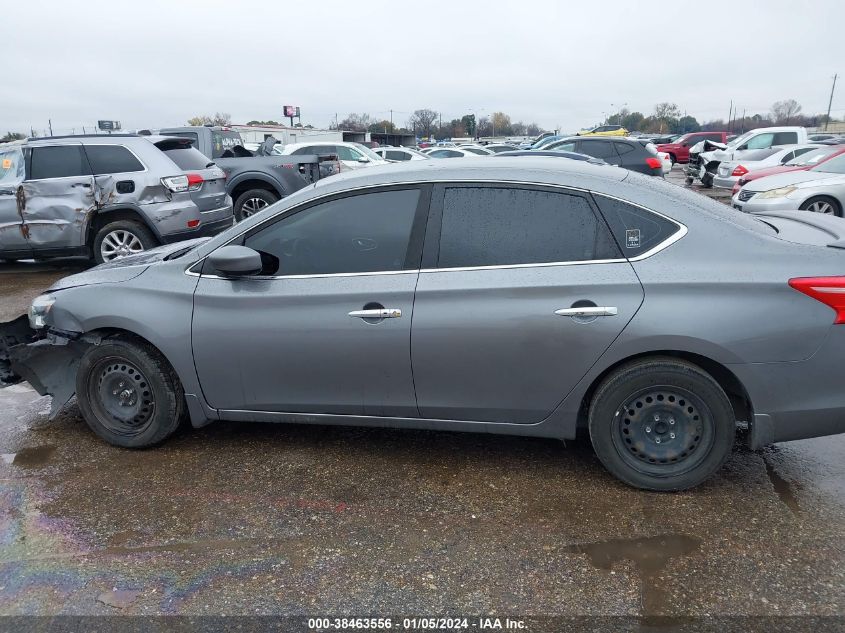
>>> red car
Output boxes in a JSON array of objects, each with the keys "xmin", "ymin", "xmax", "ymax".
[
  {"xmin": 731, "ymin": 146, "xmax": 845, "ymax": 195},
  {"xmin": 657, "ymin": 131, "xmax": 728, "ymax": 164}
]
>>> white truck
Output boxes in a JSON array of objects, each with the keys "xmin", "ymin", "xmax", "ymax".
[{"xmin": 685, "ymin": 126, "xmax": 808, "ymax": 188}]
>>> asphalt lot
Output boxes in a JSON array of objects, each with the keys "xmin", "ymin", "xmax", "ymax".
[{"xmin": 0, "ymin": 168, "xmax": 843, "ymax": 623}]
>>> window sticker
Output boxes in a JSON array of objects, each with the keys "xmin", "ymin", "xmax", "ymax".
[
  {"xmin": 1, "ymin": 159, "xmax": 11, "ymax": 170},
  {"xmin": 625, "ymin": 228, "xmax": 641, "ymax": 249}
]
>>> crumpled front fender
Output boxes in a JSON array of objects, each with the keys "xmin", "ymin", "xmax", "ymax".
[{"xmin": 0, "ymin": 316, "xmax": 99, "ymax": 417}]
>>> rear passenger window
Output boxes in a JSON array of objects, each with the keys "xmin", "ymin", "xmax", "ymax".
[
  {"xmin": 85, "ymin": 145, "xmax": 144, "ymax": 174},
  {"xmin": 593, "ymin": 195, "xmax": 681, "ymax": 258},
  {"xmin": 437, "ymin": 187, "xmax": 620, "ymax": 268},
  {"xmin": 580, "ymin": 141, "xmax": 617, "ymax": 160},
  {"xmin": 29, "ymin": 145, "xmax": 91, "ymax": 179},
  {"xmin": 614, "ymin": 142, "xmax": 635, "ymax": 155},
  {"xmin": 772, "ymin": 132, "xmax": 798, "ymax": 145}
]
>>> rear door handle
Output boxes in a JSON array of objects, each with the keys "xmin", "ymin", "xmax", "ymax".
[
  {"xmin": 555, "ymin": 306, "xmax": 618, "ymax": 317},
  {"xmin": 348, "ymin": 308, "xmax": 402, "ymax": 319},
  {"xmin": 71, "ymin": 182, "xmax": 92, "ymax": 188}
]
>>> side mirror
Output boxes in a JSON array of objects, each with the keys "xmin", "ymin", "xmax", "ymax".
[
  {"xmin": 207, "ymin": 245, "xmax": 263, "ymax": 276},
  {"xmin": 357, "ymin": 156, "xmax": 370, "ymax": 163}
]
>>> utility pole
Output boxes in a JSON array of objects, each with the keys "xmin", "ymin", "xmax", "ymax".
[
  {"xmin": 727, "ymin": 100, "xmax": 732, "ymax": 133},
  {"xmin": 741, "ymin": 109, "xmax": 746, "ymax": 133},
  {"xmin": 825, "ymin": 73, "xmax": 838, "ymax": 131},
  {"xmin": 390, "ymin": 109, "xmax": 393, "ymax": 130},
  {"xmin": 48, "ymin": 119, "xmax": 53, "ymax": 136}
]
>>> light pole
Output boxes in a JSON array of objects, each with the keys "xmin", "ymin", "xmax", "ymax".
[{"xmin": 610, "ymin": 102, "xmax": 627, "ymax": 125}]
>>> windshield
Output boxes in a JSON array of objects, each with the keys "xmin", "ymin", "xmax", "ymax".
[
  {"xmin": 788, "ymin": 147, "xmax": 839, "ymax": 166},
  {"xmin": 532, "ymin": 136, "xmax": 560, "ymax": 149},
  {"xmin": 812, "ymin": 152, "xmax": 845, "ymax": 174},
  {"xmin": 726, "ymin": 131, "xmax": 753, "ymax": 148},
  {"xmin": 0, "ymin": 146, "xmax": 24, "ymax": 186},
  {"xmin": 353, "ymin": 143, "xmax": 385, "ymax": 162}
]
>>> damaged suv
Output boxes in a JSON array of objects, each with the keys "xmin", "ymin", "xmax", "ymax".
[{"xmin": 0, "ymin": 135, "xmax": 233, "ymax": 264}]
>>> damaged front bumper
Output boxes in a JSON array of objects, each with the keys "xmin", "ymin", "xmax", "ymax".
[{"xmin": 0, "ymin": 316, "xmax": 97, "ymax": 417}]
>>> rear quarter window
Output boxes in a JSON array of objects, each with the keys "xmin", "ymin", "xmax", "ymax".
[
  {"xmin": 164, "ymin": 147, "xmax": 212, "ymax": 170},
  {"xmin": 593, "ymin": 195, "xmax": 682, "ymax": 258}
]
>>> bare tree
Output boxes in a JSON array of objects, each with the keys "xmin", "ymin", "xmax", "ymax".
[
  {"xmin": 187, "ymin": 112, "xmax": 232, "ymax": 126},
  {"xmin": 407, "ymin": 108, "xmax": 439, "ymax": 138},
  {"xmin": 771, "ymin": 99, "xmax": 802, "ymax": 124},
  {"xmin": 338, "ymin": 113, "xmax": 372, "ymax": 132}
]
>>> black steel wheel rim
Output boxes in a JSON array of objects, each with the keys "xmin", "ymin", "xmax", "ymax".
[
  {"xmin": 610, "ymin": 386, "xmax": 716, "ymax": 477},
  {"xmin": 88, "ymin": 357, "xmax": 156, "ymax": 436}
]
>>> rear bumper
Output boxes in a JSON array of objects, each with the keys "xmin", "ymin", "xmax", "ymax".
[
  {"xmin": 713, "ymin": 174, "xmax": 739, "ymax": 189},
  {"xmin": 730, "ymin": 327, "xmax": 845, "ymax": 445},
  {"xmin": 160, "ymin": 215, "xmax": 234, "ymax": 244}
]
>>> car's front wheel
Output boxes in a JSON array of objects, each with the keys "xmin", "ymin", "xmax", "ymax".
[
  {"xmin": 800, "ymin": 196, "xmax": 842, "ymax": 217},
  {"xmin": 76, "ymin": 337, "xmax": 185, "ymax": 448},
  {"xmin": 588, "ymin": 358, "xmax": 735, "ymax": 491}
]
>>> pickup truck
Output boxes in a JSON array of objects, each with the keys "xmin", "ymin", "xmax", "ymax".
[
  {"xmin": 158, "ymin": 126, "xmax": 339, "ymax": 220},
  {"xmin": 657, "ymin": 131, "xmax": 727, "ymax": 165},
  {"xmin": 685, "ymin": 126, "xmax": 808, "ymax": 188}
]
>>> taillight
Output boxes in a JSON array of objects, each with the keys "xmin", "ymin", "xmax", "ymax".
[
  {"xmin": 789, "ymin": 277, "xmax": 845, "ymax": 324},
  {"xmin": 187, "ymin": 173, "xmax": 204, "ymax": 191},
  {"xmin": 161, "ymin": 175, "xmax": 189, "ymax": 193},
  {"xmin": 731, "ymin": 165, "xmax": 748, "ymax": 177},
  {"xmin": 645, "ymin": 157, "xmax": 662, "ymax": 169}
]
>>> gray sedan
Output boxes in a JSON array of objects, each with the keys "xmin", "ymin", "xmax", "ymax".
[{"xmin": 3, "ymin": 158, "xmax": 845, "ymax": 491}]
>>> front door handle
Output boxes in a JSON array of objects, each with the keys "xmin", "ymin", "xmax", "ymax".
[
  {"xmin": 555, "ymin": 306, "xmax": 618, "ymax": 317},
  {"xmin": 71, "ymin": 182, "xmax": 92, "ymax": 188},
  {"xmin": 348, "ymin": 308, "xmax": 402, "ymax": 319}
]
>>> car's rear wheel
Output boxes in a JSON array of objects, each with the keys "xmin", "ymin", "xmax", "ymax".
[
  {"xmin": 800, "ymin": 196, "xmax": 842, "ymax": 217},
  {"xmin": 588, "ymin": 358, "xmax": 736, "ymax": 491},
  {"xmin": 234, "ymin": 188, "xmax": 279, "ymax": 221},
  {"xmin": 76, "ymin": 337, "xmax": 185, "ymax": 448},
  {"xmin": 668, "ymin": 153, "xmax": 676, "ymax": 165},
  {"xmin": 93, "ymin": 220, "xmax": 157, "ymax": 264}
]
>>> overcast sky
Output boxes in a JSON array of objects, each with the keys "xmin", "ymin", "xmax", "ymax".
[{"xmin": 4, "ymin": 0, "xmax": 843, "ymax": 135}]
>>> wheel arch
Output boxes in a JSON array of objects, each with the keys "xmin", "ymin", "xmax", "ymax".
[
  {"xmin": 87, "ymin": 206, "xmax": 163, "ymax": 246},
  {"xmin": 228, "ymin": 176, "xmax": 285, "ymax": 202},
  {"xmin": 578, "ymin": 350, "xmax": 753, "ymax": 428}
]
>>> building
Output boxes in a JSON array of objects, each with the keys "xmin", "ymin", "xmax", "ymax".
[{"xmin": 231, "ymin": 124, "xmax": 342, "ymax": 145}]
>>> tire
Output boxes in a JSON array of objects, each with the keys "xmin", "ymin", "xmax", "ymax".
[
  {"xmin": 700, "ymin": 171, "xmax": 714, "ymax": 188},
  {"xmin": 93, "ymin": 220, "xmax": 157, "ymax": 264},
  {"xmin": 234, "ymin": 188, "xmax": 279, "ymax": 222},
  {"xmin": 588, "ymin": 358, "xmax": 736, "ymax": 491},
  {"xmin": 668, "ymin": 153, "xmax": 676, "ymax": 166},
  {"xmin": 684, "ymin": 177, "xmax": 693, "ymax": 185},
  {"xmin": 799, "ymin": 195, "xmax": 842, "ymax": 217},
  {"xmin": 76, "ymin": 336, "xmax": 185, "ymax": 448}
]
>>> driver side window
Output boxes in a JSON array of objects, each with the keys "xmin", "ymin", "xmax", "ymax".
[
  {"xmin": 745, "ymin": 133, "xmax": 774, "ymax": 150},
  {"xmin": 244, "ymin": 188, "xmax": 421, "ymax": 276}
]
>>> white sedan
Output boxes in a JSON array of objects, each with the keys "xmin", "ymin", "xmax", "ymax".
[
  {"xmin": 276, "ymin": 141, "xmax": 388, "ymax": 171},
  {"xmin": 427, "ymin": 147, "xmax": 492, "ymax": 158},
  {"xmin": 713, "ymin": 144, "xmax": 821, "ymax": 189}
]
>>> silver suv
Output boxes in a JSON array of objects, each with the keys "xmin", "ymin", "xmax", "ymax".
[{"xmin": 0, "ymin": 135, "xmax": 233, "ymax": 263}]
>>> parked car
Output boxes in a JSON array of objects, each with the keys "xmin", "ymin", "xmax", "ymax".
[
  {"xmin": 712, "ymin": 144, "xmax": 820, "ymax": 190},
  {"xmin": 732, "ymin": 146, "xmax": 845, "ymax": 195},
  {"xmin": 6, "ymin": 159, "xmax": 845, "ymax": 492},
  {"xmin": 483, "ymin": 144, "xmax": 519, "ymax": 154},
  {"xmin": 656, "ymin": 150, "xmax": 672, "ymax": 175},
  {"xmin": 278, "ymin": 141, "xmax": 388, "ymax": 172},
  {"xmin": 160, "ymin": 128, "xmax": 338, "ymax": 221},
  {"xmin": 459, "ymin": 146, "xmax": 494, "ymax": 156},
  {"xmin": 544, "ymin": 137, "xmax": 663, "ymax": 176},
  {"xmin": 657, "ymin": 131, "xmax": 728, "ymax": 165},
  {"xmin": 373, "ymin": 147, "xmax": 431, "ymax": 161},
  {"xmin": 732, "ymin": 151, "xmax": 845, "ymax": 215},
  {"xmin": 530, "ymin": 135, "xmax": 565, "ymax": 149},
  {"xmin": 686, "ymin": 127, "xmax": 809, "ymax": 188},
  {"xmin": 494, "ymin": 150, "xmax": 607, "ymax": 164},
  {"xmin": 0, "ymin": 135, "xmax": 234, "ymax": 264},
  {"xmin": 427, "ymin": 147, "xmax": 490, "ymax": 159},
  {"xmin": 576, "ymin": 125, "xmax": 629, "ymax": 137}
]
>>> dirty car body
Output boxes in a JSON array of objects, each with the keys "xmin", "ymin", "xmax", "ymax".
[
  {"xmin": 0, "ymin": 135, "xmax": 233, "ymax": 262},
  {"xmin": 4, "ymin": 158, "xmax": 845, "ymax": 491}
]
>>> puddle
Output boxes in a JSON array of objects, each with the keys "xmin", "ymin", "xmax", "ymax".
[
  {"xmin": 567, "ymin": 533, "xmax": 701, "ymax": 617},
  {"xmin": 3, "ymin": 445, "xmax": 57, "ymax": 468},
  {"xmin": 97, "ymin": 588, "xmax": 141, "ymax": 609},
  {"xmin": 763, "ymin": 454, "xmax": 801, "ymax": 515}
]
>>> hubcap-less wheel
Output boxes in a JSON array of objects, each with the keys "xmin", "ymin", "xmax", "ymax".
[
  {"xmin": 89, "ymin": 358, "xmax": 156, "ymax": 436},
  {"xmin": 241, "ymin": 197, "xmax": 269, "ymax": 218},
  {"xmin": 100, "ymin": 230, "xmax": 145, "ymax": 261},
  {"xmin": 611, "ymin": 387, "xmax": 715, "ymax": 477},
  {"xmin": 806, "ymin": 200, "xmax": 835, "ymax": 214}
]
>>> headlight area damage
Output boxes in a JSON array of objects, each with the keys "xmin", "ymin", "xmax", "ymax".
[{"xmin": 0, "ymin": 315, "xmax": 101, "ymax": 417}]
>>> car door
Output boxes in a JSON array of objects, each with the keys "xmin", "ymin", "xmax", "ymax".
[
  {"xmin": 411, "ymin": 183, "xmax": 644, "ymax": 424},
  {"xmin": 191, "ymin": 185, "xmax": 430, "ymax": 417},
  {"xmin": 21, "ymin": 143, "xmax": 96, "ymax": 252},
  {"xmin": 0, "ymin": 145, "xmax": 29, "ymax": 257}
]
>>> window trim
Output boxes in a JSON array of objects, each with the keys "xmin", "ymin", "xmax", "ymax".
[{"xmin": 186, "ymin": 180, "xmax": 687, "ymax": 279}]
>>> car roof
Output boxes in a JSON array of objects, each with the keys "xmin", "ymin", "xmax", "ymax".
[{"xmin": 25, "ymin": 134, "xmax": 146, "ymax": 146}]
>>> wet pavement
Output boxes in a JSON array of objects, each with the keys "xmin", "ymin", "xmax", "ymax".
[{"xmin": 0, "ymin": 247, "xmax": 843, "ymax": 621}]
